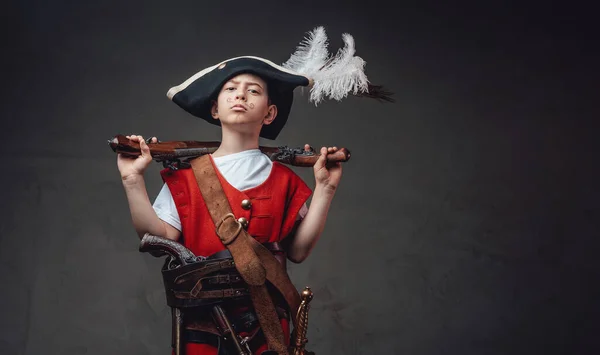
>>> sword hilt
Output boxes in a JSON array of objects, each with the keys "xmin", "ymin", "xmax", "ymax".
[{"xmin": 292, "ymin": 286, "xmax": 314, "ymax": 355}]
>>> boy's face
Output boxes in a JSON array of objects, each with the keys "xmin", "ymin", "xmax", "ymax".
[{"xmin": 211, "ymin": 73, "xmax": 277, "ymax": 132}]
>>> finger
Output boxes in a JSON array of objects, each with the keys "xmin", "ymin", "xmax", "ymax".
[
  {"xmin": 326, "ymin": 161, "xmax": 342, "ymax": 172},
  {"xmin": 151, "ymin": 137, "xmax": 158, "ymax": 143},
  {"xmin": 142, "ymin": 143, "xmax": 153, "ymax": 161},
  {"xmin": 314, "ymin": 147, "xmax": 328, "ymax": 169},
  {"xmin": 304, "ymin": 144, "xmax": 311, "ymax": 152},
  {"xmin": 333, "ymin": 146, "xmax": 338, "ymax": 151},
  {"xmin": 320, "ymin": 147, "xmax": 328, "ymax": 161}
]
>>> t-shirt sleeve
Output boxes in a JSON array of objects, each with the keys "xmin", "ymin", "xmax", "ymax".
[
  {"xmin": 152, "ymin": 183, "xmax": 182, "ymax": 231},
  {"xmin": 280, "ymin": 170, "xmax": 312, "ymax": 239},
  {"xmin": 296, "ymin": 203, "xmax": 309, "ymax": 221}
]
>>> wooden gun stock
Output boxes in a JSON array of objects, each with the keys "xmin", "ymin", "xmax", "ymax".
[{"xmin": 108, "ymin": 134, "xmax": 351, "ymax": 167}]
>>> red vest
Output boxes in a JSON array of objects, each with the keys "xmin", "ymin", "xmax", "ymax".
[{"xmin": 160, "ymin": 155, "xmax": 312, "ymax": 257}]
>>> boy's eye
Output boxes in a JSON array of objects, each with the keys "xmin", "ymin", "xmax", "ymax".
[
  {"xmin": 225, "ymin": 87, "xmax": 235, "ymax": 91},
  {"xmin": 249, "ymin": 89, "xmax": 259, "ymax": 94}
]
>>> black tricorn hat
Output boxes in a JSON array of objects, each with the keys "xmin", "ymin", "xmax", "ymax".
[
  {"xmin": 167, "ymin": 56, "xmax": 311, "ymax": 140},
  {"xmin": 166, "ymin": 27, "xmax": 393, "ymax": 140}
]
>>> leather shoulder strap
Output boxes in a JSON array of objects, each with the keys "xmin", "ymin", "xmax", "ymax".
[
  {"xmin": 190, "ymin": 155, "xmax": 300, "ymax": 312},
  {"xmin": 190, "ymin": 155, "xmax": 294, "ymax": 354}
]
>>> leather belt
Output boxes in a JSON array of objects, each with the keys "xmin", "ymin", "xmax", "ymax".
[
  {"xmin": 207, "ymin": 242, "xmax": 286, "ymax": 260},
  {"xmin": 207, "ymin": 241, "xmax": 288, "ymax": 270}
]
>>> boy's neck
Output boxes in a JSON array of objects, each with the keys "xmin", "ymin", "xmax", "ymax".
[{"xmin": 211, "ymin": 128, "xmax": 261, "ymax": 158}]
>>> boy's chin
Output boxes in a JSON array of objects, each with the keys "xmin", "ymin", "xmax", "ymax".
[
  {"xmin": 222, "ymin": 113, "xmax": 263, "ymax": 124},
  {"xmin": 220, "ymin": 118, "xmax": 265, "ymax": 132}
]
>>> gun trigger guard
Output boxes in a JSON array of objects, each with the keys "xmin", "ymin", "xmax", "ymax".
[
  {"xmin": 163, "ymin": 159, "xmax": 180, "ymax": 171},
  {"xmin": 145, "ymin": 137, "xmax": 161, "ymax": 144}
]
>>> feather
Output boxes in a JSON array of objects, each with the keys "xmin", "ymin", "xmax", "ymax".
[
  {"xmin": 282, "ymin": 26, "xmax": 329, "ymax": 80},
  {"xmin": 357, "ymin": 84, "xmax": 395, "ymax": 103},
  {"xmin": 309, "ymin": 33, "xmax": 369, "ymax": 104},
  {"xmin": 283, "ymin": 27, "xmax": 393, "ymax": 105}
]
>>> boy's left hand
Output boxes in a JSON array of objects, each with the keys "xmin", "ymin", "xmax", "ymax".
[{"xmin": 306, "ymin": 144, "xmax": 343, "ymax": 192}]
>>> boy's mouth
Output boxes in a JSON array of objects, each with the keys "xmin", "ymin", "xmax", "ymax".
[{"xmin": 231, "ymin": 104, "xmax": 247, "ymax": 111}]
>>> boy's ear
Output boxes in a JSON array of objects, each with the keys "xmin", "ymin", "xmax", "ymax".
[
  {"xmin": 210, "ymin": 100, "xmax": 219, "ymax": 119},
  {"xmin": 263, "ymin": 104, "xmax": 278, "ymax": 125}
]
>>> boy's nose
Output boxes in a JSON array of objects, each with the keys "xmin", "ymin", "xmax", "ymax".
[{"xmin": 235, "ymin": 91, "xmax": 246, "ymax": 100}]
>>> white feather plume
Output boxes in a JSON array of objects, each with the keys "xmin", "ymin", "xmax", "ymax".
[
  {"xmin": 282, "ymin": 28, "xmax": 370, "ymax": 105},
  {"xmin": 282, "ymin": 26, "xmax": 329, "ymax": 80},
  {"xmin": 310, "ymin": 33, "xmax": 369, "ymax": 104}
]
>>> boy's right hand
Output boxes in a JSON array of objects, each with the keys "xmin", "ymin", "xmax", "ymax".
[{"xmin": 117, "ymin": 135, "xmax": 158, "ymax": 181}]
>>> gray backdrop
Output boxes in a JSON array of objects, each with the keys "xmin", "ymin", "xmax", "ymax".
[{"xmin": 2, "ymin": 1, "xmax": 598, "ymax": 354}]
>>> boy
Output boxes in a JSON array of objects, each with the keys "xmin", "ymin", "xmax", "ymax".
[{"xmin": 117, "ymin": 27, "xmax": 383, "ymax": 354}]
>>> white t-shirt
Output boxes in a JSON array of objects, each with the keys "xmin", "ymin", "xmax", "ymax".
[{"xmin": 152, "ymin": 149, "xmax": 308, "ymax": 231}]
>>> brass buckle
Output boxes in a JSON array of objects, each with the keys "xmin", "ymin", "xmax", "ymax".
[{"xmin": 215, "ymin": 213, "xmax": 243, "ymax": 245}]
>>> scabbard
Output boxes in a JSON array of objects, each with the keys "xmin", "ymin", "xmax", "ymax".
[{"xmin": 174, "ymin": 308, "xmax": 184, "ymax": 355}]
